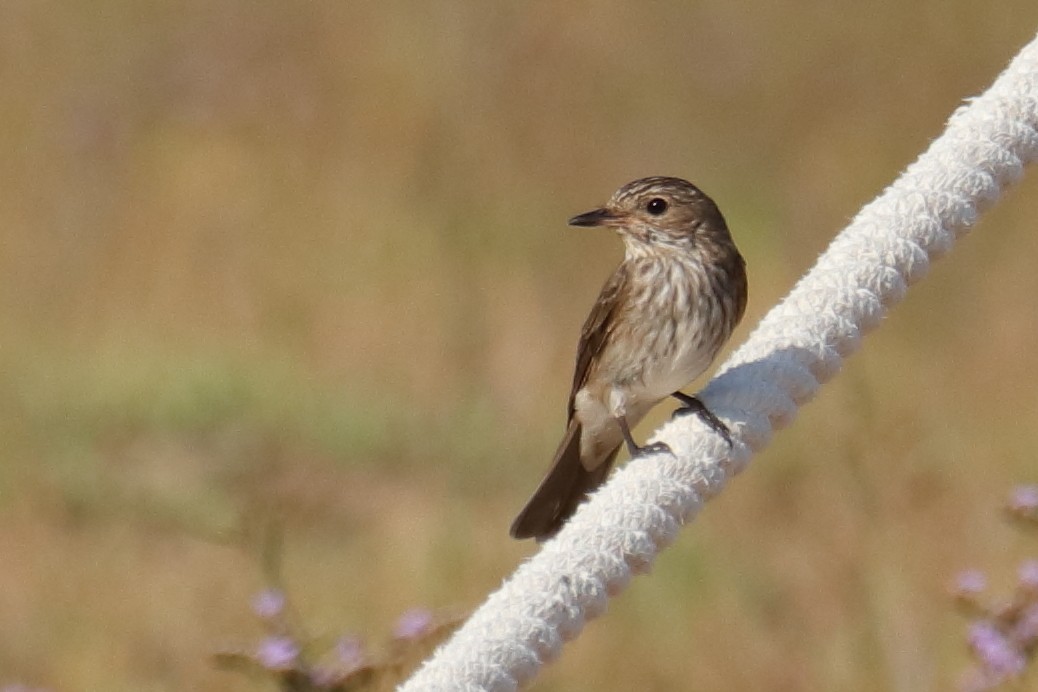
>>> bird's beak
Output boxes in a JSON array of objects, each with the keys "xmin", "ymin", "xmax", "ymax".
[{"xmin": 568, "ymin": 207, "xmax": 624, "ymax": 228}]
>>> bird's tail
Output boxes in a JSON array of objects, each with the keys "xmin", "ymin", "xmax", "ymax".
[{"xmin": 510, "ymin": 420, "xmax": 620, "ymax": 541}]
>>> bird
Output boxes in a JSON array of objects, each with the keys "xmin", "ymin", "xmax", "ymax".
[{"xmin": 509, "ymin": 176, "xmax": 747, "ymax": 540}]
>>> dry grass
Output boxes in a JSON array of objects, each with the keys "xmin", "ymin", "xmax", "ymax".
[{"xmin": 3, "ymin": 1, "xmax": 1038, "ymax": 690}]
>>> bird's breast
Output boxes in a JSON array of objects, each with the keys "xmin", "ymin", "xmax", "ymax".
[{"xmin": 616, "ymin": 257, "xmax": 729, "ymax": 401}]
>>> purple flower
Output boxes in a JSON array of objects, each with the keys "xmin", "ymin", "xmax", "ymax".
[
  {"xmin": 1013, "ymin": 604, "xmax": 1038, "ymax": 643},
  {"xmin": 1009, "ymin": 485, "xmax": 1038, "ymax": 513},
  {"xmin": 309, "ymin": 667, "xmax": 340, "ymax": 687},
  {"xmin": 336, "ymin": 636, "xmax": 365, "ymax": 669},
  {"xmin": 955, "ymin": 569, "xmax": 987, "ymax": 596},
  {"xmin": 252, "ymin": 589, "xmax": 286, "ymax": 620},
  {"xmin": 393, "ymin": 608, "xmax": 434, "ymax": 639},
  {"xmin": 256, "ymin": 635, "xmax": 299, "ymax": 670},
  {"xmin": 967, "ymin": 621, "xmax": 1025, "ymax": 679},
  {"xmin": 1018, "ymin": 560, "xmax": 1038, "ymax": 590}
]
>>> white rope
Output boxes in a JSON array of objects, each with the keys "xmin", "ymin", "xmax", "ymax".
[{"xmin": 400, "ymin": 33, "xmax": 1038, "ymax": 692}]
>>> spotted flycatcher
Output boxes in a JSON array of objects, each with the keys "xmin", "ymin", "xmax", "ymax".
[{"xmin": 510, "ymin": 176, "xmax": 748, "ymax": 540}]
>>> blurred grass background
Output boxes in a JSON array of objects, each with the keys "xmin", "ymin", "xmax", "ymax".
[{"xmin": 3, "ymin": 1, "xmax": 1038, "ymax": 690}]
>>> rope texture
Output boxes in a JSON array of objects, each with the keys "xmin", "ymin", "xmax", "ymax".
[{"xmin": 400, "ymin": 33, "xmax": 1038, "ymax": 692}]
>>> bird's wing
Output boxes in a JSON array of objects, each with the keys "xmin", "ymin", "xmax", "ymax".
[{"xmin": 567, "ymin": 264, "xmax": 628, "ymax": 420}]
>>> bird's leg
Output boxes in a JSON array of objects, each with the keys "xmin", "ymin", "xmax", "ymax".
[
  {"xmin": 616, "ymin": 415, "xmax": 672, "ymax": 458},
  {"xmin": 671, "ymin": 392, "xmax": 733, "ymax": 447}
]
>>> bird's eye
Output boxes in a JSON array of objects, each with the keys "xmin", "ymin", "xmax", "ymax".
[{"xmin": 646, "ymin": 198, "xmax": 668, "ymax": 215}]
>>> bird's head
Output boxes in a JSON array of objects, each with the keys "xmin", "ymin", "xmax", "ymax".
[{"xmin": 568, "ymin": 176, "xmax": 731, "ymax": 258}]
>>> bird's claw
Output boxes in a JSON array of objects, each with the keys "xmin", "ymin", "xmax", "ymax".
[
  {"xmin": 671, "ymin": 395, "xmax": 733, "ymax": 448},
  {"xmin": 633, "ymin": 441, "xmax": 673, "ymax": 458}
]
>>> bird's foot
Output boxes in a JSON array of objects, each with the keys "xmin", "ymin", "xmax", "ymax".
[
  {"xmin": 671, "ymin": 393, "xmax": 733, "ymax": 447},
  {"xmin": 632, "ymin": 441, "xmax": 673, "ymax": 458},
  {"xmin": 616, "ymin": 415, "xmax": 675, "ymax": 458}
]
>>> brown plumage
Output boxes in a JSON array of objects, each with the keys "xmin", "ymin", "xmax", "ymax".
[{"xmin": 510, "ymin": 177, "xmax": 747, "ymax": 540}]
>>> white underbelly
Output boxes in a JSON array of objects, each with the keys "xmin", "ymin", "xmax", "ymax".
[
  {"xmin": 572, "ymin": 337, "xmax": 714, "ymax": 431},
  {"xmin": 640, "ymin": 338, "xmax": 714, "ymax": 400}
]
